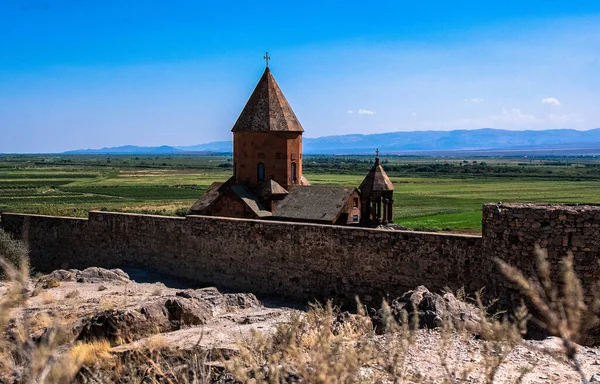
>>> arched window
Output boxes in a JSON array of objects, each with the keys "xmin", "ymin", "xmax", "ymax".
[
  {"xmin": 257, "ymin": 162, "xmax": 265, "ymax": 182},
  {"xmin": 291, "ymin": 162, "xmax": 297, "ymax": 183}
]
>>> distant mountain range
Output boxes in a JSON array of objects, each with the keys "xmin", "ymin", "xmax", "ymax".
[{"xmin": 63, "ymin": 128, "xmax": 600, "ymax": 156}]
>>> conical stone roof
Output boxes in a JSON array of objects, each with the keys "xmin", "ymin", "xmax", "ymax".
[
  {"xmin": 231, "ymin": 68, "xmax": 304, "ymax": 133},
  {"xmin": 359, "ymin": 157, "xmax": 395, "ymax": 194}
]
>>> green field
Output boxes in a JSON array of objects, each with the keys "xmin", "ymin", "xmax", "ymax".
[{"xmin": 1, "ymin": 154, "xmax": 600, "ymax": 233}]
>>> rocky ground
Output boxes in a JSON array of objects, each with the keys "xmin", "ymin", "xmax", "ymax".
[
  {"xmin": 11, "ymin": 267, "xmax": 297, "ymax": 357},
  {"xmin": 3, "ymin": 268, "xmax": 600, "ymax": 383}
]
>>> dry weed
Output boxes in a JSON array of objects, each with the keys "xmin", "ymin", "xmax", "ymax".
[
  {"xmin": 496, "ymin": 245, "xmax": 595, "ymax": 384},
  {"xmin": 70, "ymin": 340, "xmax": 114, "ymax": 368},
  {"xmin": 39, "ymin": 291, "xmax": 57, "ymax": 304},
  {"xmin": 144, "ymin": 334, "xmax": 169, "ymax": 351},
  {"xmin": 225, "ymin": 300, "xmax": 378, "ymax": 383},
  {"xmin": 224, "ymin": 292, "xmax": 532, "ymax": 383},
  {"xmin": 29, "ymin": 312, "xmax": 54, "ymax": 333},
  {"xmin": 37, "ymin": 276, "xmax": 62, "ymax": 289},
  {"xmin": 0, "ymin": 255, "xmax": 82, "ymax": 383},
  {"xmin": 65, "ymin": 289, "xmax": 81, "ymax": 299}
]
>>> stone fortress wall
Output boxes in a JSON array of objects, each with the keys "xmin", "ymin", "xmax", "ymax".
[
  {"xmin": 1, "ymin": 203, "xmax": 599, "ymax": 304},
  {"xmin": 482, "ymin": 203, "xmax": 600, "ymax": 303}
]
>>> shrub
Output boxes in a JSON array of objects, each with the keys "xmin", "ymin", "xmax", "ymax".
[
  {"xmin": 174, "ymin": 208, "xmax": 190, "ymax": 217},
  {"xmin": 0, "ymin": 229, "xmax": 28, "ymax": 277}
]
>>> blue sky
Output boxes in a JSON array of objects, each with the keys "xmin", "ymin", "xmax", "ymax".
[{"xmin": 1, "ymin": 1, "xmax": 599, "ymax": 153}]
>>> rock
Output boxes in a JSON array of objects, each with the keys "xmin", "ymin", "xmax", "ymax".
[
  {"xmin": 165, "ymin": 297, "xmax": 212, "ymax": 327},
  {"xmin": 43, "ymin": 269, "xmax": 76, "ymax": 282},
  {"xmin": 372, "ymin": 286, "xmax": 482, "ymax": 334},
  {"xmin": 77, "ymin": 296, "xmax": 213, "ymax": 343},
  {"xmin": 590, "ymin": 373, "xmax": 600, "ymax": 382},
  {"xmin": 177, "ymin": 287, "xmax": 225, "ymax": 307},
  {"xmin": 376, "ymin": 224, "xmax": 410, "ymax": 231},
  {"xmin": 77, "ymin": 307, "xmax": 154, "ymax": 343},
  {"xmin": 533, "ymin": 336, "xmax": 565, "ymax": 352},
  {"xmin": 224, "ymin": 293, "xmax": 261, "ymax": 309},
  {"xmin": 38, "ymin": 267, "xmax": 130, "ymax": 286},
  {"xmin": 75, "ymin": 267, "xmax": 130, "ymax": 283}
]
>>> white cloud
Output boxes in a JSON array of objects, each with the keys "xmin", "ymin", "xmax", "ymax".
[
  {"xmin": 547, "ymin": 113, "xmax": 583, "ymax": 124},
  {"xmin": 411, "ymin": 112, "xmax": 417, "ymax": 116},
  {"xmin": 464, "ymin": 98, "xmax": 484, "ymax": 103},
  {"xmin": 357, "ymin": 108, "xmax": 376, "ymax": 115},
  {"xmin": 497, "ymin": 107, "xmax": 543, "ymax": 124},
  {"xmin": 420, "ymin": 107, "xmax": 583, "ymax": 131},
  {"xmin": 346, "ymin": 110, "xmax": 354, "ymax": 114},
  {"xmin": 541, "ymin": 97, "xmax": 561, "ymax": 106}
]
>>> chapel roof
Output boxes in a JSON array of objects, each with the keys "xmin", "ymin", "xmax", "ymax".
[
  {"xmin": 231, "ymin": 67, "xmax": 304, "ymax": 133},
  {"xmin": 255, "ymin": 179, "xmax": 289, "ymax": 198},
  {"xmin": 359, "ymin": 157, "xmax": 395, "ymax": 194},
  {"xmin": 230, "ymin": 185, "xmax": 273, "ymax": 218},
  {"xmin": 273, "ymin": 185, "xmax": 357, "ymax": 223},
  {"xmin": 190, "ymin": 181, "xmax": 224, "ymax": 214}
]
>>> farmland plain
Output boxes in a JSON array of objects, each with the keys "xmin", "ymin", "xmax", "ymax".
[{"xmin": 1, "ymin": 154, "xmax": 600, "ymax": 234}]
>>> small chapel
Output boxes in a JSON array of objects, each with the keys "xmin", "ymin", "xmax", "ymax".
[{"xmin": 190, "ymin": 59, "xmax": 395, "ymax": 227}]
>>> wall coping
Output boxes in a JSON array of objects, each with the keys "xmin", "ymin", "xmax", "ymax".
[
  {"xmin": 186, "ymin": 214, "xmax": 482, "ymax": 238},
  {"xmin": 0, "ymin": 212, "xmax": 89, "ymax": 221},
  {"xmin": 89, "ymin": 211, "xmax": 186, "ymax": 221},
  {"xmin": 0, "ymin": 211, "xmax": 482, "ymax": 240},
  {"xmin": 483, "ymin": 203, "xmax": 600, "ymax": 211}
]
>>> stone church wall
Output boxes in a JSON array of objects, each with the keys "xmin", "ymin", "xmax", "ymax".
[{"xmin": 0, "ymin": 211, "xmax": 482, "ymax": 304}]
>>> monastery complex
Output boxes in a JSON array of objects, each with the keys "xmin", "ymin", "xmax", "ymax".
[{"xmin": 190, "ymin": 66, "xmax": 395, "ymax": 227}]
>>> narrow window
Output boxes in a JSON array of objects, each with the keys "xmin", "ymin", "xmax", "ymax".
[
  {"xmin": 291, "ymin": 162, "xmax": 297, "ymax": 183},
  {"xmin": 352, "ymin": 215, "xmax": 359, "ymax": 222},
  {"xmin": 353, "ymin": 197, "xmax": 359, "ymax": 208},
  {"xmin": 257, "ymin": 162, "xmax": 265, "ymax": 182}
]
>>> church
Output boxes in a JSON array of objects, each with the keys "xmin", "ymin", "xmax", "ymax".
[{"xmin": 190, "ymin": 62, "xmax": 395, "ymax": 227}]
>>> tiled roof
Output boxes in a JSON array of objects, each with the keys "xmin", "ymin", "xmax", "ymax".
[
  {"xmin": 230, "ymin": 185, "xmax": 272, "ymax": 218},
  {"xmin": 273, "ymin": 185, "xmax": 356, "ymax": 223},
  {"xmin": 359, "ymin": 158, "xmax": 395, "ymax": 194},
  {"xmin": 231, "ymin": 68, "xmax": 304, "ymax": 133},
  {"xmin": 190, "ymin": 182, "xmax": 224, "ymax": 213}
]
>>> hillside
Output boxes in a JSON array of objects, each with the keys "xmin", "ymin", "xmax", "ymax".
[{"xmin": 62, "ymin": 128, "xmax": 600, "ymax": 155}]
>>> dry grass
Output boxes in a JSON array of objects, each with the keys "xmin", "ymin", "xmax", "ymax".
[
  {"xmin": 223, "ymin": 298, "xmax": 530, "ymax": 383},
  {"xmin": 39, "ymin": 291, "xmax": 57, "ymax": 304},
  {"xmin": 496, "ymin": 245, "xmax": 595, "ymax": 383},
  {"xmin": 65, "ymin": 289, "xmax": 81, "ymax": 299},
  {"xmin": 143, "ymin": 334, "xmax": 169, "ymax": 351},
  {"xmin": 37, "ymin": 276, "xmax": 62, "ymax": 289},
  {"xmin": 29, "ymin": 312, "xmax": 54, "ymax": 333},
  {"xmin": 70, "ymin": 340, "xmax": 114, "ymax": 368},
  {"xmin": 224, "ymin": 301, "xmax": 379, "ymax": 383},
  {"xmin": 1, "ymin": 251, "xmax": 81, "ymax": 383},
  {"xmin": 99, "ymin": 295, "xmax": 124, "ymax": 311}
]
